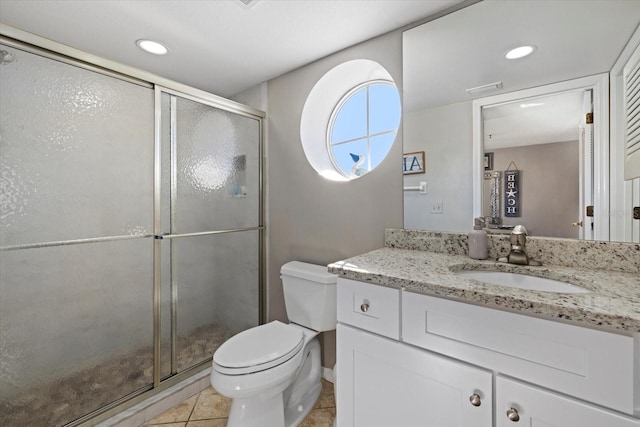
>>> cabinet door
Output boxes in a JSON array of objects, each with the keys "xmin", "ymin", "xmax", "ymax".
[
  {"xmin": 337, "ymin": 324, "xmax": 492, "ymax": 427},
  {"xmin": 496, "ymin": 376, "xmax": 640, "ymax": 427}
]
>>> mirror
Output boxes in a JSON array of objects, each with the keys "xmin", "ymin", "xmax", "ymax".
[
  {"xmin": 482, "ymin": 91, "xmax": 586, "ymax": 239},
  {"xmin": 472, "ymin": 74, "xmax": 608, "ymax": 240},
  {"xmin": 402, "ymin": 0, "xmax": 640, "ymax": 242}
]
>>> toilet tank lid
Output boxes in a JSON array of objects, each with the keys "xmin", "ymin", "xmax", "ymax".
[{"xmin": 280, "ymin": 261, "xmax": 338, "ymax": 284}]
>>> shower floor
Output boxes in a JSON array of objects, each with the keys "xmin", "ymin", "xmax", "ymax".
[{"xmin": 0, "ymin": 323, "xmax": 232, "ymax": 427}]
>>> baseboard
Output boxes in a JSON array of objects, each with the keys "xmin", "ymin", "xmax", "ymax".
[
  {"xmin": 322, "ymin": 365, "xmax": 335, "ymax": 383},
  {"xmin": 96, "ymin": 368, "xmax": 211, "ymax": 427}
]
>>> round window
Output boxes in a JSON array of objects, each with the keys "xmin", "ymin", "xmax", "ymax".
[
  {"xmin": 328, "ymin": 81, "xmax": 401, "ymax": 178},
  {"xmin": 300, "ymin": 60, "xmax": 401, "ymax": 181}
]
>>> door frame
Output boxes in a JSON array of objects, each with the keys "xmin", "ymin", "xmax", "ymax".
[{"xmin": 610, "ymin": 24, "xmax": 640, "ymax": 243}]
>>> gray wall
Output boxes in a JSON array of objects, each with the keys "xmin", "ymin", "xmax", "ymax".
[
  {"xmin": 483, "ymin": 140, "xmax": 580, "ymax": 238},
  {"xmin": 403, "ymin": 101, "xmax": 474, "ymax": 231},
  {"xmin": 267, "ymin": 30, "xmax": 404, "ymax": 367}
]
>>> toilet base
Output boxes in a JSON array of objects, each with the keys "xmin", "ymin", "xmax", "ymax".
[
  {"xmin": 228, "ymin": 392, "xmax": 286, "ymax": 427},
  {"xmin": 284, "ymin": 381, "xmax": 321, "ymax": 427},
  {"xmin": 217, "ymin": 330, "xmax": 324, "ymax": 427},
  {"xmin": 224, "ymin": 361, "xmax": 322, "ymax": 427},
  {"xmin": 282, "ymin": 337, "xmax": 322, "ymax": 426}
]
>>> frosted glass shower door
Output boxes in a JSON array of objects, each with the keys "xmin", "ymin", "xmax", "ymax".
[
  {"xmin": 172, "ymin": 96, "xmax": 260, "ymax": 233},
  {"xmin": 0, "ymin": 45, "xmax": 154, "ymax": 247},
  {"xmin": 0, "ymin": 43, "xmax": 155, "ymax": 427},
  {"xmin": 159, "ymin": 93, "xmax": 262, "ymax": 374},
  {"xmin": 1, "ymin": 39, "xmax": 264, "ymax": 427}
]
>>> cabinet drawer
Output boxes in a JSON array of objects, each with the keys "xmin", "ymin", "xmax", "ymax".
[
  {"xmin": 496, "ymin": 376, "xmax": 640, "ymax": 427},
  {"xmin": 402, "ymin": 291, "xmax": 638, "ymax": 415},
  {"xmin": 337, "ymin": 278, "xmax": 400, "ymax": 339}
]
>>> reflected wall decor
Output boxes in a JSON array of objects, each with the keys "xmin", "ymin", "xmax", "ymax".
[{"xmin": 504, "ymin": 170, "xmax": 521, "ymax": 217}]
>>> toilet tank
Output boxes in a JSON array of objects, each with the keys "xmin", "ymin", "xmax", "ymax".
[{"xmin": 281, "ymin": 261, "xmax": 338, "ymax": 332}]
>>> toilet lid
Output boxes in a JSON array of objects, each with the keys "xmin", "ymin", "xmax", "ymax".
[{"xmin": 214, "ymin": 321, "xmax": 305, "ymax": 371}]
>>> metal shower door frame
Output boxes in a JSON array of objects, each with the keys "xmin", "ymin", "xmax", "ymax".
[
  {"xmin": 152, "ymin": 85, "xmax": 266, "ymax": 387},
  {"xmin": 0, "ymin": 28, "xmax": 265, "ymax": 425}
]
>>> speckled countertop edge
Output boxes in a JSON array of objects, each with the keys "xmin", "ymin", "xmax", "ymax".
[{"xmin": 328, "ymin": 248, "xmax": 640, "ymax": 334}]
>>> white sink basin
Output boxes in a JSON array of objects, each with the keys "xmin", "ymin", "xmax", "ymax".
[{"xmin": 455, "ymin": 270, "xmax": 589, "ymax": 293}]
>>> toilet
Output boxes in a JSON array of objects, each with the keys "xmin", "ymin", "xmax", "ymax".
[{"xmin": 210, "ymin": 261, "xmax": 337, "ymax": 427}]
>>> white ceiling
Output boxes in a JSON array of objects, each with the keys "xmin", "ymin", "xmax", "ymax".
[
  {"xmin": 403, "ymin": 0, "xmax": 640, "ymax": 148},
  {"xmin": 403, "ymin": 0, "xmax": 640, "ymax": 112},
  {"xmin": 0, "ymin": 0, "xmax": 462, "ymax": 98},
  {"xmin": 483, "ymin": 91, "xmax": 585, "ymax": 150},
  {"xmin": 3, "ymin": 0, "xmax": 638, "ymax": 148}
]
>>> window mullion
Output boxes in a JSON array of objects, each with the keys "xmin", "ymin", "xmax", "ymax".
[
  {"xmin": 325, "ymin": 80, "xmax": 399, "ymax": 179},
  {"xmin": 366, "ymin": 85, "xmax": 372, "ymax": 171},
  {"xmin": 333, "ymin": 129, "xmax": 396, "ymax": 146}
]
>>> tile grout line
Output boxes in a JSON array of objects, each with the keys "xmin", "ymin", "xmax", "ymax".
[{"xmin": 186, "ymin": 389, "xmax": 201, "ymax": 422}]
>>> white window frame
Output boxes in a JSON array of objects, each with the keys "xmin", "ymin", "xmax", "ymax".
[
  {"xmin": 300, "ymin": 59, "xmax": 399, "ymax": 182},
  {"xmin": 327, "ymin": 80, "xmax": 398, "ymax": 178}
]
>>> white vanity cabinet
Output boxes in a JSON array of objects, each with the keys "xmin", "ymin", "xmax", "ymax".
[
  {"xmin": 336, "ymin": 278, "xmax": 640, "ymax": 427},
  {"xmin": 336, "ymin": 278, "xmax": 492, "ymax": 427},
  {"xmin": 495, "ymin": 376, "xmax": 640, "ymax": 427},
  {"xmin": 337, "ymin": 324, "xmax": 492, "ymax": 427}
]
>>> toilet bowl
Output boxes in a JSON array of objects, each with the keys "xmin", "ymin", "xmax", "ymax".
[{"xmin": 210, "ymin": 261, "xmax": 337, "ymax": 427}]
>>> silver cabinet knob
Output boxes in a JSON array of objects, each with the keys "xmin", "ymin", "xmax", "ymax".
[
  {"xmin": 469, "ymin": 393, "xmax": 481, "ymax": 407},
  {"xmin": 506, "ymin": 407, "xmax": 520, "ymax": 422},
  {"xmin": 360, "ymin": 303, "xmax": 369, "ymax": 312}
]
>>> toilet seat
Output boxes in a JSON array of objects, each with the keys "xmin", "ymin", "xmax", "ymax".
[{"xmin": 214, "ymin": 321, "xmax": 305, "ymax": 375}]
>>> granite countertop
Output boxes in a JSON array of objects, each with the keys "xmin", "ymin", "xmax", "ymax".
[{"xmin": 328, "ymin": 247, "xmax": 640, "ymax": 334}]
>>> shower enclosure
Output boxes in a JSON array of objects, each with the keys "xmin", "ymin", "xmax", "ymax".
[{"xmin": 0, "ymin": 38, "xmax": 264, "ymax": 427}]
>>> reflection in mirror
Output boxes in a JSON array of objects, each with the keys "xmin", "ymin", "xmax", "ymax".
[
  {"xmin": 472, "ymin": 74, "xmax": 609, "ymax": 241},
  {"xmin": 402, "ymin": 0, "xmax": 640, "ymax": 242},
  {"xmin": 481, "ymin": 90, "xmax": 588, "ymax": 239}
]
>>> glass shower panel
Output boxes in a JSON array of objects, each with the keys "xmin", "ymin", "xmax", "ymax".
[
  {"xmin": 0, "ymin": 39, "xmax": 263, "ymax": 426},
  {"xmin": 171, "ymin": 230, "xmax": 259, "ymax": 372},
  {"xmin": 0, "ymin": 238, "xmax": 154, "ymax": 427},
  {"xmin": 0, "ymin": 44, "xmax": 154, "ymax": 247},
  {"xmin": 173, "ymin": 96, "xmax": 260, "ymax": 234}
]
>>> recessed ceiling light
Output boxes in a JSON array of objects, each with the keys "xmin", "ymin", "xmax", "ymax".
[
  {"xmin": 136, "ymin": 39, "xmax": 168, "ymax": 55},
  {"xmin": 505, "ymin": 45, "xmax": 536, "ymax": 60},
  {"xmin": 237, "ymin": 0, "xmax": 260, "ymax": 7}
]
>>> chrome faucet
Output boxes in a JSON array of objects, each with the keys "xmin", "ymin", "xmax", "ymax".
[
  {"xmin": 507, "ymin": 225, "xmax": 529, "ymax": 265},
  {"xmin": 498, "ymin": 225, "xmax": 542, "ymax": 266}
]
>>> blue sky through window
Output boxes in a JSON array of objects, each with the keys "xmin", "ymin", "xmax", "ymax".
[
  {"xmin": 329, "ymin": 82, "xmax": 401, "ymax": 178},
  {"xmin": 331, "ymin": 89, "xmax": 367, "ymax": 142}
]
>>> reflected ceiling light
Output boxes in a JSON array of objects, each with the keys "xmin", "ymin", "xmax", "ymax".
[
  {"xmin": 505, "ymin": 45, "xmax": 536, "ymax": 59},
  {"xmin": 520, "ymin": 102, "xmax": 545, "ymax": 108},
  {"xmin": 136, "ymin": 39, "xmax": 168, "ymax": 55}
]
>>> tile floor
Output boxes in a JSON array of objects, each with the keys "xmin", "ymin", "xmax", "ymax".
[{"xmin": 143, "ymin": 379, "xmax": 335, "ymax": 427}]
